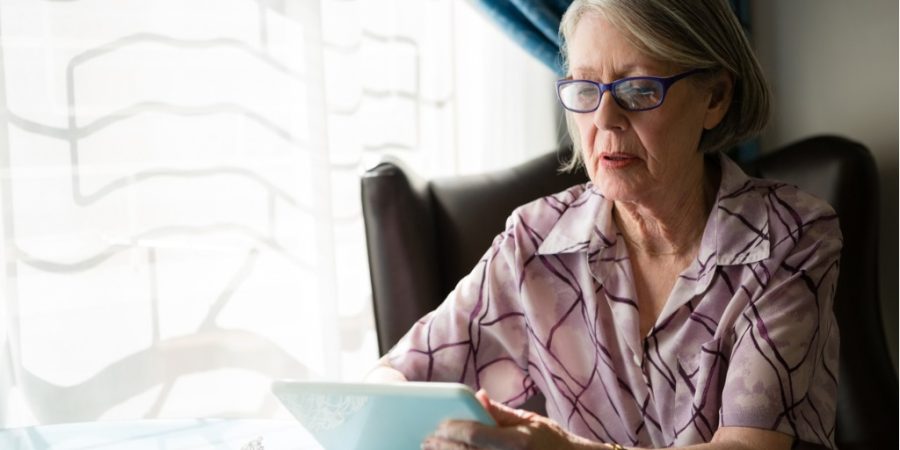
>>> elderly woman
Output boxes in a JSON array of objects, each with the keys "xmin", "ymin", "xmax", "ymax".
[{"xmin": 367, "ymin": 1, "xmax": 841, "ymax": 449}]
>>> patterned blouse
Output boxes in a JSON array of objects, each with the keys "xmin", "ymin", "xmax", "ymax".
[{"xmin": 385, "ymin": 154, "xmax": 841, "ymax": 448}]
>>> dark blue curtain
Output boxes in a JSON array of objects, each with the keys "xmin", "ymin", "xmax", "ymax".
[
  {"xmin": 470, "ymin": 0, "xmax": 757, "ymax": 160},
  {"xmin": 471, "ymin": 0, "xmax": 571, "ymax": 75}
]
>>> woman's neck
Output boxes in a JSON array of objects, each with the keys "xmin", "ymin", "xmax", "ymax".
[{"xmin": 614, "ymin": 158, "xmax": 719, "ymax": 258}]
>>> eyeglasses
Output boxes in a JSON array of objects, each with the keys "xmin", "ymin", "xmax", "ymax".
[{"xmin": 556, "ymin": 69, "xmax": 704, "ymax": 113}]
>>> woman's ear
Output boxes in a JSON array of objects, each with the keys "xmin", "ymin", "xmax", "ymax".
[{"xmin": 702, "ymin": 70, "xmax": 733, "ymax": 130}]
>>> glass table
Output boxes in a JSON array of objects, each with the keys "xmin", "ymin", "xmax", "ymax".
[{"xmin": 0, "ymin": 418, "xmax": 321, "ymax": 450}]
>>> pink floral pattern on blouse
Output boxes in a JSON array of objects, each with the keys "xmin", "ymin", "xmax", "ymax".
[{"xmin": 386, "ymin": 154, "xmax": 841, "ymax": 448}]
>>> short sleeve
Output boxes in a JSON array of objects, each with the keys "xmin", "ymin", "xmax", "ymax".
[
  {"xmin": 384, "ymin": 218, "xmax": 534, "ymax": 406},
  {"xmin": 721, "ymin": 212, "xmax": 841, "ymax": 447}
]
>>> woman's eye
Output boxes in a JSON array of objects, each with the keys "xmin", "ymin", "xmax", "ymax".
[
  {"xmin": 619, "ymin": 83, "xmax": 660, "ymax": 104},
  {"xmin": 622, "ymin": 85, "xmax": 654, "ymax": 97},
  {"xmin": 578, "ymin": 88, "xmax": 597, "ymax": 98}
]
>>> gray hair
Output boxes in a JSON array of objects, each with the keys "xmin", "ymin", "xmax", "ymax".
[{"xmin": 558, "ymin": 0, "xmax": 771, "ymax": 171}]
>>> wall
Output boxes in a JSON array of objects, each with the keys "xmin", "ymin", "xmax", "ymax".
[{"xmin": 751, "ymin": 0, "xmax": 898, "ymax": 368}]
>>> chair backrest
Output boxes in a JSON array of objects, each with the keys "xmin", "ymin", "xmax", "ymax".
[{"xmin": 360, "ymin": 135, "xmax": 896, "ymax": 449}]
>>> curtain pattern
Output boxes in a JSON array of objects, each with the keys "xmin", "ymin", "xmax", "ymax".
[{"xmin": 0, "ymin": 0, "xmax": 556, "ymax": 426}]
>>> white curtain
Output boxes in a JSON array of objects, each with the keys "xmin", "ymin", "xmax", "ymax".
[{"xmin": 0, "ymin": 0, "xmax": 557, "ymax": 426}]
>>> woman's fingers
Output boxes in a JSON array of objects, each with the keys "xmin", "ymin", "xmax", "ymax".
[
  {"xmin": 421, "ymin": 436, "xmax": 478, "ymax": 450},
  {"xmin": 430, "ymin": 420, "xmax": 528, "ymax": 449},
  {"xmin": 474, "ymin": 390, "xmax": 534, "ymax": 427},
  {"xmin": 475, "ymin": 389, "xmax": 492, "ymax": 411},
  {"xmin": 424, "ymin": 393, "xmax": 575, "ymax": 450}
]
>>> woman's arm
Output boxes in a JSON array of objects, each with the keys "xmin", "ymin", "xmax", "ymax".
[
  {"xmin": 368, "ymin": 215, "xmax": 534, "ymax": 394},
  {"xmin": 363, "ymin": 356, "xmax": 408, "ymax": 383},
  {"xmin": 705, "ymin": 427, "xmax": 793, "ymax": 450}
]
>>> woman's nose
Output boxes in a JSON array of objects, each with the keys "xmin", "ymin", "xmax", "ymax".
[{"xmin": 592, "ymin": 91, "xmax": 628, "ymax": 131}]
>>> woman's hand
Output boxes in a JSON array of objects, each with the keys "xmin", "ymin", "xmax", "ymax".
[{"xmin": 421, "ymin": 390, "xmax": 600, "ymax": 450}]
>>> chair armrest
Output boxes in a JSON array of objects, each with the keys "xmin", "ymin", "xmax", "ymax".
[{"xmin": 361, "ymin": 160, "xmax": 443, "ymax": 355}]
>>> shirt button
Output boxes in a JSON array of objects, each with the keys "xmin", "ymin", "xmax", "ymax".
[{"xmin": 633, "ymin": 354, "xmax": 642, "ymax": 366}]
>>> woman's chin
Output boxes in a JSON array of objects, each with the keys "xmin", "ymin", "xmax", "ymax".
[{"xmin": 591, "ymin": 182, "xmax": 641, "ymax": 203}]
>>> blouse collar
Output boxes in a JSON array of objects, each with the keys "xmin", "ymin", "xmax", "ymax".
[{"xmin": 536, "ymin": 153, "xmax": 771, "ymax": 267}]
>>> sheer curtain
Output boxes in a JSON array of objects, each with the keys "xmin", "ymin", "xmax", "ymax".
[{"xmin": 0, "ymin": 0, "xmax": 557, "ymax": 426}]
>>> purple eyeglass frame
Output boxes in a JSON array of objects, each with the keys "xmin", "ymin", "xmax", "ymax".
[{"xmin": 556, "ymin": 68, "xmax": 704, "ymax": 113}]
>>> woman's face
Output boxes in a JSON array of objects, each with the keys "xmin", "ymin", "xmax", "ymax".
[{"xmin": 567, "ymin": 14, "xmax": 730, "ymax": 204}]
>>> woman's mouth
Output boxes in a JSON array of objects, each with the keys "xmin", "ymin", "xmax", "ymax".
[{"xmin": 599, "ymin": 153, "xmax": 639, "ymax": 169}]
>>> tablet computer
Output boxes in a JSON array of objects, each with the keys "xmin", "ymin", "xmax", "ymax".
[{"xmin": 271, "ymin": 381, "xmax": 495, "ymax": 450}]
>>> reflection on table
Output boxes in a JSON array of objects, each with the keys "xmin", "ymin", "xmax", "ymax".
[{"xmin": 0, "ymin": 418, "xmax": 321, "ymax": 450}]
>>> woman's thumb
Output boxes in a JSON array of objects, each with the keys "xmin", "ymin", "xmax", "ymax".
[{"xmin": 475, "ymin": 389, "xmax": 533, "ymax": 426}]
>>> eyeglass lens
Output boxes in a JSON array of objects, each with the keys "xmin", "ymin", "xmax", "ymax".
[{"xmin": 559, "ymin": 79, "xmax": 664, "ymax": 112}]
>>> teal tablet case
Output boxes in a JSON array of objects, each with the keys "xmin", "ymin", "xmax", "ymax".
[{"xmin": 272, "ymin": 381, "xmax": 496, "ymax": 450}]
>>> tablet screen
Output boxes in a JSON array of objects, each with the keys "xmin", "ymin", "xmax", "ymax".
[{"xmin": 272, "ymin": 381, "xmax": 495, "ymax": 450}]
